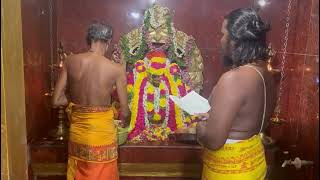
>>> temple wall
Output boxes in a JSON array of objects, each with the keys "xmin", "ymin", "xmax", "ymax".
[
  {"xmin": 56, "ymin": 0, "xmax": 254, "ymax": 97},
  {"xmin": 259, "ymin": 0, "xmax": 319, "ymax": 179},
  {"xmin": 21, "ymin": 0, "xmax": 58, "ymax": 141}
]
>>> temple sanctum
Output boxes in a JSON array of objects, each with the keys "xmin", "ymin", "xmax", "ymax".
[{"xmin": 1, "ymin": 0, "xmax": 319, "ymax": 180}]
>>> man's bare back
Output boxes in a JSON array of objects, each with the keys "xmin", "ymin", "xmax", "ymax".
[
  {"xmin": 52, "ymin": 23, "xmax": 129, "ymax": 123},
  {"xmin": 210, "ymin": 63, "xmax": 277, "ymax": 140},
  {"xmin": 197, "ymin": 62, "xmax": 277, "ymax": 150},
  {"xmin": 53, "ymin": 50, "xmax": 129, "ymax": 120},
  {"xmin": 65, "ymin": 52, "xmax": 124, "ymax": 106}
]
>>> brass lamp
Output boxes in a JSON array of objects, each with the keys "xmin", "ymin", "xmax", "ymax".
[
  {"xmin": 47, "ymin": 42, "xmax": 69, "ymax": 140},
  {"xmin": 49, "ymin": 106, "xmax": 69, "ymax": 140},
  {"xmin": 265, "ymin": 43, "xmax": 284, "ymax": 124}
]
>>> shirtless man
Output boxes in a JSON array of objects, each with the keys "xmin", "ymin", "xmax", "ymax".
[
  {"xmin": 197, "ymin": 8, "xmax": 277, "ymax": 179},
  {"xmin": 52, "ymin": 23, "xmax": 129, "ymax": 118},
  {"xmin": 52, "ymin": 23, "xmax": 128, "ymax": 180}
]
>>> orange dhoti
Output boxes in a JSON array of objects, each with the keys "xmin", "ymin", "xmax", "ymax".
[{"xmin": 66, "ymin": 103, "xmax": 119, "ymax": 180}]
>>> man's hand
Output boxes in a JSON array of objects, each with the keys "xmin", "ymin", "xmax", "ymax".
[
  {"xmin": 175, "ymin": 126, "xmax": 197, "ymax": 134},
  {"xmin": 122, "ymin": 116, "xmax": 130, "ymax": 128},
  {"xmin": 116, "ymin": 66, "xmax": 130, "ymax": 120},
  {"xmin": 119, "ymin": 112, "xmax": 130, "ymax": 128},
  {"xmin": 196, "ymin": 120, "xmax": 207, "ymax": 132},
  {"xmin": 195, "ymin": 113, "xmax": 209, "ymax": 120},
  {"xmin": 196, "ymin": 120, "xmax": 207, "ymax": 144},
  {"xmin": 52, "ymin": 60, "xmax": 68, "ymax": 107}
]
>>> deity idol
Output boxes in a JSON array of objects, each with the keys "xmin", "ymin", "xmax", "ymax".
[
  {"xmin": 126, "ymin": 50, "xmax": 197, "ymax": 142},
  {"xmin": 112, "ymin": 4, "xmax": 204, "ymax": 142}
]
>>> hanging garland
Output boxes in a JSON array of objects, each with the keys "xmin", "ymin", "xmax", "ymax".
[
  {"xmin": 126, "ymin": 52, "xmax": 197, "ymax": 142},
  {"xmin": 115, "ymin": 5, "xmax": 203, "ymax": 142}
]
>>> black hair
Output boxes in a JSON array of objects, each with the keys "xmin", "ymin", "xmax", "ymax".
[
  {"xmin": 86, "ymin": 22, "xmax": 113, "ymax": 46},
  {"xmin": 224, "ymin": 8, "xmax": 271, "ymax": 66}
]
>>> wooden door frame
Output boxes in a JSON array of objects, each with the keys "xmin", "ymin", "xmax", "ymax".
[{"xmin": 1, "ymin": 0, "xmax": 28, "ymax": 179}]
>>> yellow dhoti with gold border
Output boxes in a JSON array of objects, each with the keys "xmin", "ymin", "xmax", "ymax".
[
  {"xmin": 66, "ymin": 103, "xmax": 119, "ymax": 180},
  {"xmin": 202, "ymin": 135, "xmax": 266, "ymax": 180}
]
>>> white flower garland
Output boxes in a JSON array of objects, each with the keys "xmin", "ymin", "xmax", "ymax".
[
  {"xmin": 162, "ymin": 83, "xmax": 170, "ymax": 128},
  {"xmin": 142, "ymin": 80, "xmax": 170, "ymax": 128},
  {"xmin": 143, "ymin": 84, "xmax": 150, "ymax": 128}
]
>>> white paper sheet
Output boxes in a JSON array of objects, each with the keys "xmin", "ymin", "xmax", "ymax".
[{"xmin": 169, "ymin": 91, "xmax": 211, "ymax": 115}]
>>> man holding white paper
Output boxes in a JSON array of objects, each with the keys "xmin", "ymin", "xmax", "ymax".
[
  {"xmin": 196, "ymin": 8, "xmax": 277, "ymax": 180},
  {"xmin": 169, "ymin": 91, "xmax": 211, "ymax": 116}
]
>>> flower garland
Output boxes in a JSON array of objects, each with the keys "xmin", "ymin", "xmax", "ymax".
[
  {"xmin": 116, "ymin": 7, "xmax": 195, "ymax": 71},
  {"xmin": 112, "ymin": 44, "xmax": 122, "ymax": 64},
  {"xmin": 145, "ymin": 82, "xmax": 168, "ymax": 122},
  {"xmin": 128, "ymin": 61, "xmax": 147, "ymax": 137},
  {"xmin": 127, "ymin": 57, "xmax": 171, "ymax": 141},
  {"xmin": 119, "ymin": 31, "xmax": 148, "ymax": 66},
  {"xmin": 127, "ymin": 50, "xmax": 198, "ymax": 142},
  {"xmin": 128, "ymin": 76, "xmax": 148, "ymax": 140},
  {"xmin": 127, "ymin": 71, "xmax": 135, "ymax": 109},
  {"xmin": 168, "ymin": 63, "xmax": 195, "ymax": 127},
  {"xmin": 129, "ymin": 77, "xmax": 172, "ymax": 142},
  {"xmin": 147, "ymin": 57, "xmax": 167, "ymax": 75},
  {"xmin": 111, "ymin": 5, "xmax": 203, "ymax": 92},
  {"xmin": 163, "ymin": 70, "xmax": 184, "ymax": 129}
]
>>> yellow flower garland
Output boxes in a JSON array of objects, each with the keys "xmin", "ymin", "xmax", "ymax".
[
  {"xmin": 176, "ymin": 79, "xmax": 182, "ymax": 86},
  {"xmin": 146, "ymin": 85, "xmax": 155, "ymax": 113},
  {"xmin": 130, "ymin": 59, "xmax": 188, "ymax": 134},
  {"xmin": 127, "ymin": 84, "xmax": 133, "ymax": 93},
  {"xmin": 147, "ymin": 57, "xmax": 167, "ymax": 76},
  {"xmin": 146, "ymin": 102, "xmax": 154, "ymax": 112},
  {"xmin": 159, "ymin": 98, "xmax": 166, "ymax": 107},
  {"xmin": 159, "ymin": 83, "xmax": 167, "ymax": 108},
  {"xmin": 164, "ymin": 70, "xmax": 184, "ymax": 129},
  {"xmin": 146, "ymin": 85, "xmax": 154, "ymax": 93},
  {"xmin": 153, "ymin": 113, "xmax": 161, "ymax": 121},
  {"xmin": 159, "ymin": 83, "xmax": 166, "ymax": 90},
  {"xmin": 129, "ymin": 64, "xmax": 147, "ymax": 132},
  {"xmin": 151, "ymin": 57, "xmax": 166, "ymax": 63}
]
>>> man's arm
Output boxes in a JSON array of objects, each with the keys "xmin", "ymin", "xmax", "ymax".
[
  {"xmin": 115, "ymin": 66, "xmax": 129, "ymax": 125},
  {"xmin": 52, "ymin": 61, "xmax": 68, "ymax": 107},
  {"xmin": 196, "ymin": 72, "xmax": 244, "ymax": 150}
]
